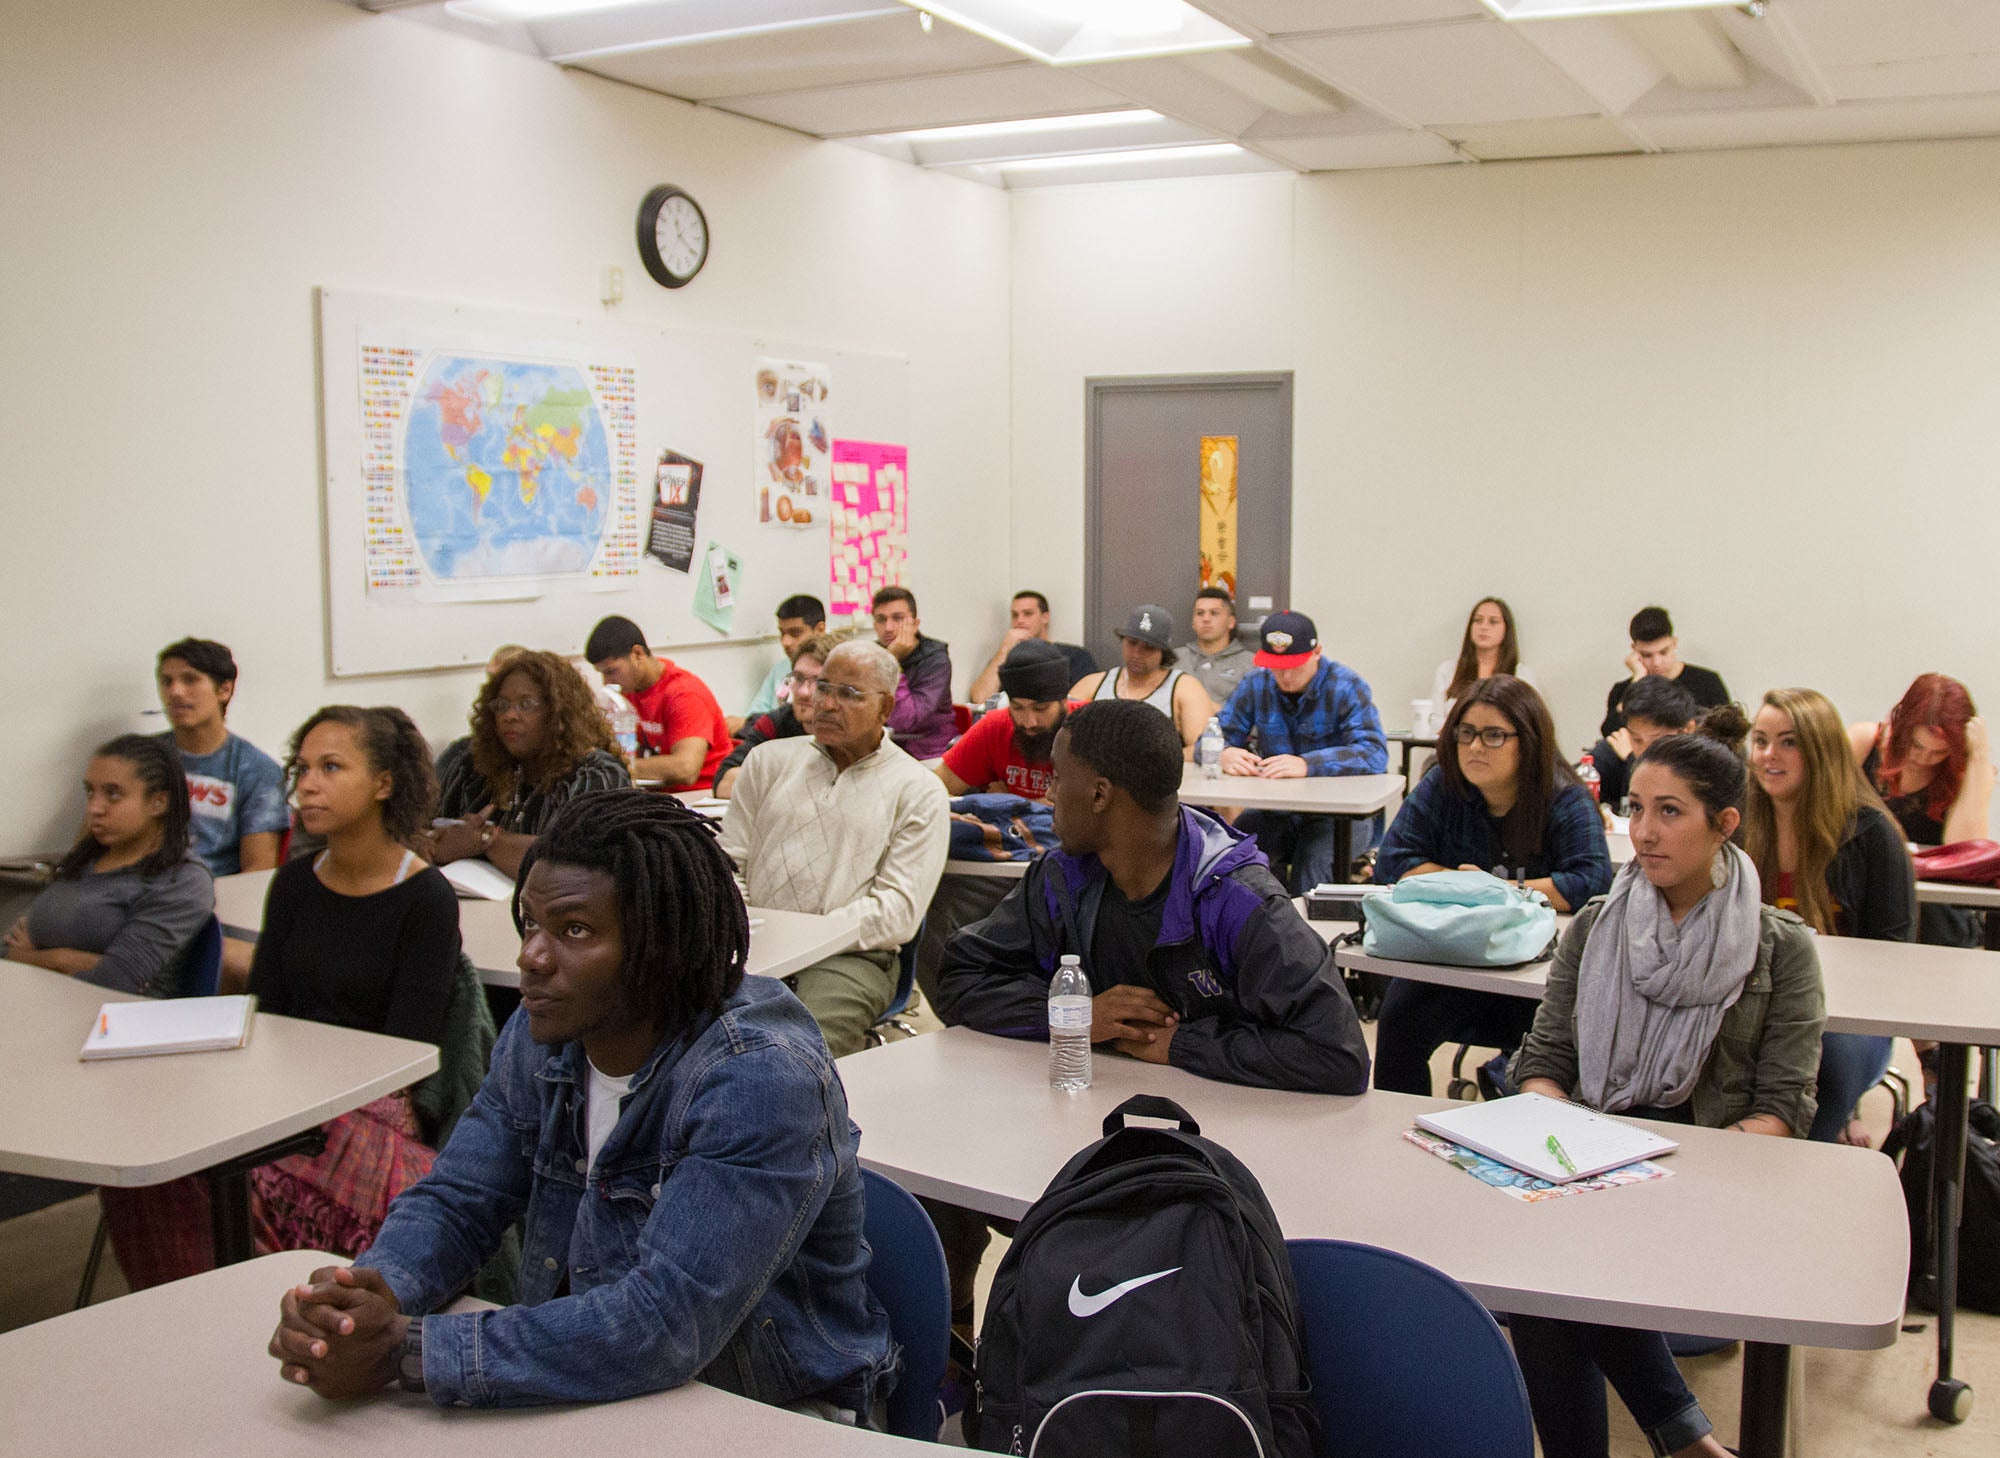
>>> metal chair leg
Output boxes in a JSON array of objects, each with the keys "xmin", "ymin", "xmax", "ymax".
[
  {"xmin": 1879, "ymin": 1066, "xmax": 1911, "ymax": 1130},
  {"xmin": 74, "ymin": 1211, "xmax": 110, "ymax": 1310},
  {"xmin": 1446, "ymin": 1044, "xmax": 1478, "ymax": 1101}
]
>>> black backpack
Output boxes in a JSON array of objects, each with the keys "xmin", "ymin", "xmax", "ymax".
[
  {"xmin": 1882, "ymin": 1097, "xmax": 2000, "ymax": 1314},
  {"xmin": 966, "ymin": 1095, "xmax": 1317, "ymax": 1458}
]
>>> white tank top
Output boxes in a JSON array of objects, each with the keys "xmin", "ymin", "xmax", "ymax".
[{"xmin": 1093, "ymin": 666, "xmax": 1184, "ymax": 716}]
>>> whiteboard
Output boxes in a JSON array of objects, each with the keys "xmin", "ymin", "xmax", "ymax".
[{"xmin": 317, "ymin": 287, "xmax": 909, "ymax": 677}]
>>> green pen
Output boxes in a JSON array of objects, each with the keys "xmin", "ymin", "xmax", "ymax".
[{"xmin": 1545, "ymin": 1134, "xmax": 1578, "ymax": 1177}]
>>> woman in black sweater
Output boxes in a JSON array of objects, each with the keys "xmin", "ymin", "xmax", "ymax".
[{"xmin": 1742, "ymin": 687, "xmax": 1914, "ymax": 1145}]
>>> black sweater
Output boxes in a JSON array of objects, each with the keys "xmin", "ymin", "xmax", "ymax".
[
  {"xmin": 247, "ymin": 856, "xmax": 461, "ymax": 1044},
  {"xmin": 1821, "ymin": 804, "xmax": 1917, "ymax": 943},
  {"xmin": 1601, "ymin": 664, "xmax": 1731, "ymax": 738}
]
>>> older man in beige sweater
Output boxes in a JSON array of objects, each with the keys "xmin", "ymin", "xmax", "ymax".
[{"xmin": 719, "ymin": 639, "xmax": 950, "ymax": 1055}]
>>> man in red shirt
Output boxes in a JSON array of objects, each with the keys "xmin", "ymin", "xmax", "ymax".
[
  {"xmin": 585, "ymin": 616, "xmax": 730, "ymax": 791},
  {"xmin": 936, "ymin": 640, "xmax": 1073, "ymax": 801}
]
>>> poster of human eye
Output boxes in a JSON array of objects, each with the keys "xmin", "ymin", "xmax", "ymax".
[{"xmin": 754, "ymin": 357, "xmax": 831, "ymax": 530}]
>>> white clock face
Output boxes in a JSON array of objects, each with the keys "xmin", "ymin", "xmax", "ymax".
[{"xmin": 655, "ymin": 195, "xmax": 706, "ymax": 280}]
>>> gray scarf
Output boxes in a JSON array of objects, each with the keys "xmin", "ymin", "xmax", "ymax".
[{"xmin": 1576, "ymin": 844, "xmax": 1762, "ymax": 1114}]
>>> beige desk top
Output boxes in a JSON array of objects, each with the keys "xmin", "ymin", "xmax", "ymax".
[
  {"xmin": 0, "ymin": 962, "xmax": 438, "ymax": 1187},
  {"xmin": 1917, "ymin": 878, "xmax": 2000, "ymax": 910},
  {"xmin": 1330, "ymin": 925, "xmax": 2000, "ymax": 1044},
  {"xmin": 215, "ymin": 871, "xmax": 858, "ymax": 991},
  {"xmin": 943, "ymin": 858, "xmax": 1031, "ymax": 880},
  {"xmin": 1176, "ymin": 766, "xmax": 1404, "ymax": 815},
  {"xmin": 840, "ymin": 1028, "xmax": 1906, "ymax": 1349},
  {"xmin": 0, "ymin": 1250, "xmax": 925, "ymax": 1458}
]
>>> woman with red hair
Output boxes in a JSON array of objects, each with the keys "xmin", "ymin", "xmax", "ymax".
[{"xmin": 1850, "ymin": 673, "xmax": 1992, "ymax": 947}]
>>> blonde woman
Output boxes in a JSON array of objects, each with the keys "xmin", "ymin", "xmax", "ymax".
[{"xmin": 1743, "ymin": 688, "xmax": 1915, "ymax": 1144}]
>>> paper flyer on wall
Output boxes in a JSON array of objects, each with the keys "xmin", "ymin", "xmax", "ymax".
[
  {"xmin": 356, "ymin": 331, "xmax": 642, "ymax": 601},
  {"xmin": 693, "ymin": 541, "xmax": 740, "ymax": 634},
  {"xmin": 754, "ymin": 357, "xmax": 830, "ymax": 530},
  {"xmin": 1401, "ymin": 1129, "xmax": 1673, "ymax": 1204},
  {"xmin": 829, "ymin": 440, "xmax": 908, "ymax": 623},
  {"xmin": 646, "ymin": 449, "xmax": 702, "ymax": 573}
]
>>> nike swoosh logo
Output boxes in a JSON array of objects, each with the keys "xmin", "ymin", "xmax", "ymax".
[{"xmin": 1067, "ymin": 1267, "xmax": 1182, "ymax": 1318}]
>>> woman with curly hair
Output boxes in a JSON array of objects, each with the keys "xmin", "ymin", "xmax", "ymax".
[{"xmin": 425, "ymin": 650, "xmax": 630, "ymax": 878}]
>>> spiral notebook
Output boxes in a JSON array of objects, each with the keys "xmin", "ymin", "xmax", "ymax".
[
  {"xmin": 80, "ymin": 996, "xmax": 257, "ymax": 1061},
  {"xmin": 1414, "ymin": 1092, "xmax": 1679, "ymax": 1184}
]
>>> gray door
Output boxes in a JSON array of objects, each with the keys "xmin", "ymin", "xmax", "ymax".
[{"xmin": 1084, "ymin": 373, "xmax": 1293, "ymax": 667}]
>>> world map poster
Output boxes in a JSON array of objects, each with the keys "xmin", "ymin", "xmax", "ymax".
[{"xmin": 358, "ymin": 335, "xmax": 642, "ymax": 601}]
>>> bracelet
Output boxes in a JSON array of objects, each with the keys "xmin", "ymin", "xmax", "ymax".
[
  {"xmin": 479, "ymin": 824, "xmax": 496, "ymax": 851},
  {"xmin": 396, "ymin": 1317, "xmax": 426, "ymax": 1393}
]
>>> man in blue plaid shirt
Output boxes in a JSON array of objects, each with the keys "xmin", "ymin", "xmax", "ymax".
[{"xmin": 1217, "ymin": 610, "xmax": 1387, "ymax": 891}]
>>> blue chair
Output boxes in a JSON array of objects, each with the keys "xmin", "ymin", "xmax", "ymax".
[
  {"xmin": 865, "ymin": 929, "xmax": 922, "ymax": 1047},
  {"xmin": 183, "ymin": 915, "xmax": 225, "ymax": 998},
  {"xmin": 860, "ymin": 1167, "xmax": 950, "ymax": 1441},
  {"xmin": 1287, "ymin": 1238, "xmax": 1534, "ymax": 1458}
]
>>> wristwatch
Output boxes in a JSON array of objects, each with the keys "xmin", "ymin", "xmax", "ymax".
[
  {"xmin": 479, "ymin": 824, "xmax": 497, "ymax": 851},
  {"xmin": 396, "ymin": 1317, "xmax": 426, "ymax": 1393}
]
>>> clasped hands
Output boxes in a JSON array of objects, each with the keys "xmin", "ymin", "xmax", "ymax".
[
  {"xmin": 1090, "ymin": 985, "xmax": 1178, "ymax": 1065},
  {"xmin": 1217, "ymin": 747, "xmax": 1308, "ymax": 779},
  {"xmin": 269, "ymin": 1265, "xmax": 410, "ymax": 1399}
]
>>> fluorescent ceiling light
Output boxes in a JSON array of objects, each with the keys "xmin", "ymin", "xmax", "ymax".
[
  {"xmin": 996, "ymin": 141, "xmax": 1244, "ymax": 171},
  {"xmin": 1478, "ymin": 0, "xmax": 1753, "ymax": 18},
  {"xmin": 883, "ymin": 109, "xmax": 1162, "ymax": 142},
  {"xmin": 900, "ymin": 1, "xmax": 1250, "ymax": 65}
]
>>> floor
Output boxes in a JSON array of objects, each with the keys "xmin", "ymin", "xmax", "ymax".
[{"xmin": 1, "ymin": 1014, "xmax": 1991, "ymax": 1456}]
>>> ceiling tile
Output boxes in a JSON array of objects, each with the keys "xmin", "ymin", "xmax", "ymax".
[
  {"xmin": 576, "ymin": 12, "xmax": 1013, "ymax": 100},
  {"xmin": 1080, "ymin": 55, "xmax": 1276, "ymax": 135},
  {"xmin": 710, "ymin": 63, "xmax": 1131, "ymax": 136},
  {"xmin": 1637, "ymin": 93, "xmax": 2000, "ymax": 151},
  {"xmin": 1822, "ymin": 53, "xmax": 2000, "ymax": 103},
  {"xmin": 1780, "ymin": 0, "xmax": 2000, "ymax": 67},
  {"xmin": 1281, "ymin": 21, "xmax": 1604, "ymax": 125},
  {"xmin": 1435, "ymin": 114, "xmax": 1644, "ymax": 159},
  {"xmin": 1200, "ymin": 0, "xmax": 1484, "ymax": 37},
  {"xmin": 1256, "ymin": 130, "xmax": 1463, "ymax": 169}
]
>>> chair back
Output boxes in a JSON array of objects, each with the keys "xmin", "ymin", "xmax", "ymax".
[
  {"xmin": 183, "ymin": 915, "xmax": 224, "ymax": 998},
  {"xmin": 1286, "ymin": 1238, "xmax": 1533, "ymax": 1458},
  {"xmin": 883, "ymin": 936, "xmax": 919, "ymax": 1022},
  {"xmin": 951, "ymin": 703, "xmax": 975, "ymax": 736},
  {"xmin": 859, "ymin": 1167, "xmax": 950, "ymax": 1441}
]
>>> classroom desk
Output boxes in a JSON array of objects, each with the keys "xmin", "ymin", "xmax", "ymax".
[
  {"xmin": 1176, "ymin": 766, "xmax": 1403, "ymax": 880},
  {"xmin": 1382, "ymin": 729, "xmax": 1438, "ymax": 782},
  {"xmin": 1330, "ymin": 930, "xmax": 2000, "ymax": 1425},
  {"xmin": 942, "ymin": 857, "xmax": 1030, "ymax": 880},
  {"xmin": 0, "ymin": 1249, "xmax": 927, "ymax": 1458},
  {"xmin": 1918, "ymin": 878, "xmax": 2000, "ymax": 910},
  {"xmin": 214, "ymin": 870, "xmax": 859, "ymax": 990},
  {"xmin": 0, "ymin": 961, "xmax": 437, "ymax": 1265},
  {"xmin": 839, "ymin": 1026, "xmax": 1904, "ymax": 1458}
]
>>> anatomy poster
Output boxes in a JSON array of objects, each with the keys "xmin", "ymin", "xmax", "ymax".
[{"xmin": 754, "ymin": 357, "xmax": 830, "ymax": 531}]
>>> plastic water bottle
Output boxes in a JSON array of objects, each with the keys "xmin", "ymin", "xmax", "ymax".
[
  {"xmin": 1577, "ymin": 751, "xmax": 1600, "ymax": 804},
  {"xmin": 1048, "ymin": 954, "xmax": 1092, "ymax": 1092},
  {"xmin": 609, "ymin": 691, "xmax": 640, "ymax": 759},
  {"xmin": 1197, "ymin": 716, "xmax": 1225, "ymax": 779}
]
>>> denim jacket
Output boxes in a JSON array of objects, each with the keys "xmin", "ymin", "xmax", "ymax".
[{"xmin": 362, "ymin": 976, "xmax": 896, "ymax": 1410}]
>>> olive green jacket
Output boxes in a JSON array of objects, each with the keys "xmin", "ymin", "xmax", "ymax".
[{"xmin": 1512, "ymin": 899, "xmax": 1826, "ymax": 1136}]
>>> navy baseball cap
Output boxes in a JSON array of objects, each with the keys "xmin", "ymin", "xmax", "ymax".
[{"xmin": 1254, "ymin": 611, "xmax": 1320, "ymax": 670}]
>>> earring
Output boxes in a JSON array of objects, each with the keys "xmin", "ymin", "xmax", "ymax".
[{"xmin": 1710, "ymin": 849, "xmax": 1729, "ymax": 890}]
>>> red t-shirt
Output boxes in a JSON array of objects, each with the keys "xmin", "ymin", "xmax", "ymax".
[
  {"xmin": 942, "ymin": 705, "xmax": 1071, "ymax": 802},
  {"xmin": 630, "ymin": 660, "xmax": 730, "ymax": 790}
]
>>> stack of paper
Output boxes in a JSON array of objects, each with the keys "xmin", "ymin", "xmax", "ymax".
[
  {"xmin": 81, "ymin": 996, "xmax": 257, "ymax": 1061},
  {"xmin": 1414, "ymin": 1092, "xmax": 1678, "ymax": 1184}
]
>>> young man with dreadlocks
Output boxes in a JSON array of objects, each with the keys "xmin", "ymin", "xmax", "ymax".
[{"xmin": 267, "ymin": 789, "xmax": 896, "ymax": 1419}]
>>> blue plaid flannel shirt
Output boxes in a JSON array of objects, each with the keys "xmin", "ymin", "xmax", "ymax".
[{"xmin": 1217, "ymin": 659, "xmax": 1388, "ymax": 776}]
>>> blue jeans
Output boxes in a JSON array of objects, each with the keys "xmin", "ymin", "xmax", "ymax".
[
  {"xmin": 1810, "ymin": 1031, "xmax": 1894, "ymax": 1142},
  {"xmin": 1237, "ymin": 810, "xmax": 1381, "ymax": 894},
  {"xmin": 1510, "ymin": 1315, "xmax": 1713, "ymax": 1458}
]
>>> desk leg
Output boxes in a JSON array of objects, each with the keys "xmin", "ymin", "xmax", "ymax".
[
  {"xmin": 1738, "ymin": 1342, "xmax": 1790, "ymax": 1458},
  {"xmin": 1927, "ymin": 1043, "xmax": 1974, "ymax": 1423},
  {"xmin": 1331, "ymin": 817, "xmax": 1353, "ymax": 884},
  {"xmin": 208, "ymin": 1166, "xmax": 254, "ymax": 1266}
]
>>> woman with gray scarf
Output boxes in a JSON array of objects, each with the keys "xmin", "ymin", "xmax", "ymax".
[{"xmin": 1509, "ymin": 731, "xmax": 1825, "ymax": 1458}]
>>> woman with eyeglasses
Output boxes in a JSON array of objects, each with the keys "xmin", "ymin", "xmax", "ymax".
[
  {"xmin": 1371, "ymin": 675, "xmax": 1615, "ymax": 1095},
  {"xmin": 713, "ymin": 631, "xmax": 833, "ymax": 799},
  {"xmin": 422, "ymin": 651, "xmax": 631, "ymax": 879}
]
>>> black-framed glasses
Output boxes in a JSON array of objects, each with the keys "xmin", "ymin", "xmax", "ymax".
[{"xmin": 1454, "ymin": 725, "xmax": 1520, "ymax": 748}]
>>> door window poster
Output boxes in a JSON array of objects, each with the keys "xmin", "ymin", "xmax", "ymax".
[
  {"xmin": 646, "ymin": 449, "xmax": 702, "ymax": 573},
  {"xmin": 755, "ymin": 358, "xmax": 830, "ymax": 530},
  {"xmin": 1198, "ymin": 434, "xmax": 1239, "ymax": 598},
  {"xmin": 829, "ymin": 441, "xmax": 908, "ymax": 623}
]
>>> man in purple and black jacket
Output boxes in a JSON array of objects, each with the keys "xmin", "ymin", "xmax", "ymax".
[{"xmin": 935, "ymin": 698, "xmax": 1369, "ymax": 1095}]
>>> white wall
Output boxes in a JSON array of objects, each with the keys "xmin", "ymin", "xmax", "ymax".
[
  {"xmin": 0, "ymin": 0, "xmax": 1010, "ymax": 849},
  {"xmin": 1010, "ymin": 142, "xmax": 2000, "ymax": 780}
]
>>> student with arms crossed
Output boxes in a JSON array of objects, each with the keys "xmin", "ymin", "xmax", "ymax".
[
  {"xmin": 1218, "ymin": 610, "xmax": 1389, "ymax": 890},
  {"xmin": 422, "ymin": 650, "xmax": 630, "ymax": 879},
  {"xmin": 5, "ymin": 733, "xmax": 211, "ymax": 996},
  {"xmin": 1743, "ymin": 687, "xmax": 1915, "ymax": 1144},
  {"xmin": 586, "ymin": 615, "xmax": 732, "ymax": 790},
  {"xmin": 1370, "ymin": 677, "xmax": 1614, "ymax": 1096},
  {"xmin": 967, "ymin": 589, "xmax": 1097, "ymax": 704},
  {"xmin": 267, "ymin": 791, "xmax": 894, "ymax": 1418},
  {"xmin": 1069, "ymin": 603, "xmax": 1215, "ymax": 755},
  {"xmin": 1509, "ymin": 730, "xmax": 1823, "ymax": 1458},
  {"xmin": 730, "ymin": 593, "xmax": 827, "ymax": 736}
]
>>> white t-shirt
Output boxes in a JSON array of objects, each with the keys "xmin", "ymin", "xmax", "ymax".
[
  {"xmin": 1431, "ymin": 659, "xmax": 1538, "ymax": 720},
  {"xmin": 584, "ymin": 1059, "xmax": 635, "ymax": 1175}
]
